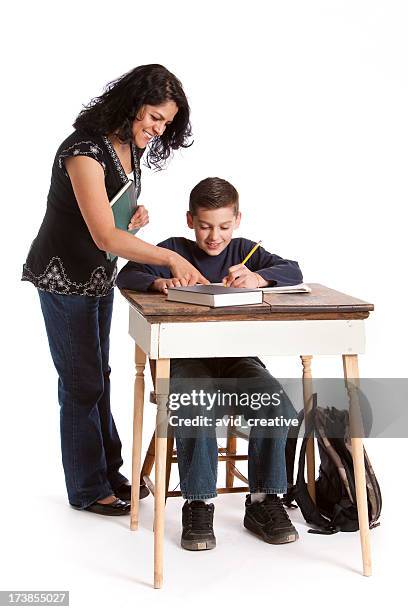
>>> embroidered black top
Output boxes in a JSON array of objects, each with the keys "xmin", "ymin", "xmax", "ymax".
[{"xmin": 22, "ymin": 129, "xmax": 143, "ymax": 297}]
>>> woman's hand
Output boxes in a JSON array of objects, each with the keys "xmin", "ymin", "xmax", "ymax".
[
  {"xmin": 128, "ymin": 205, "xmax": 149, "ymax": 230},
  {"xmin": 222, "ymin": 264, "xmax": 265, "ymax": 288},
  {"xmin": 151, "ymin": 278, "xmax": 190, "ymax": 295},
  {"xmin": 168, "ymin": 253, "xmax": 209, "ymax": 286}
]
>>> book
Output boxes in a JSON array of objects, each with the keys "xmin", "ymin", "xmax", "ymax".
[
  {"xmin": 166, "ymin": 284, "xmax": 263, "ymax": 308},
  {"xmin": 262, "ymin": 283, "xmax": 311, "ymax": 294},
  {"xmin": 106, "ymin": 180, "xmax": 140, "ymax": 261}
]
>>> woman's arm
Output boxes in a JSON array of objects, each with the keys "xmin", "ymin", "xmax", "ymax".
[{"xmin": 65, "ymin": 156, "xmax": 208, "ymax": 284}]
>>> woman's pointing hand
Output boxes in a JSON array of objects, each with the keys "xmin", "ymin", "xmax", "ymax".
[{"xmin": 168, "ymin": 253, "xmax": 209, "ymax": 286}]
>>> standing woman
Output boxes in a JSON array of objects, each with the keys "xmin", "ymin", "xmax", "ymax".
[{"xmin": 22, "ymin": 64, "xmax": 208, "ymax": 516}]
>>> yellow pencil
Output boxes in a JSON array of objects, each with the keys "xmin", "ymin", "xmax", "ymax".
[
  {"xmin": 241, "ymin": 240, "xmax": 262, "ymax": 265},
  {"xmin": 223, "ymin": 240, "xmax": 263, "ymax": 285}
]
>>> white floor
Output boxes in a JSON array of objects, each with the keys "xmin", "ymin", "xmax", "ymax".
[{"xmin": 1, "ymin": 436, "xmax": 404, "ymax": 610}]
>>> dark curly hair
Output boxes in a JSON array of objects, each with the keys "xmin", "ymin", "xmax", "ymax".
[
  {"xmin": 73, "ymin": 64, "xmax": 192, "ymax": 170},
  {"xmin": 189, "ymin": 177, "xmax": 239, "ymax": 216}
]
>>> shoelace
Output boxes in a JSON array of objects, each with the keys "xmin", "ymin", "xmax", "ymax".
[
  {"xmin": 257, "ymin": 496, "xmax": 292, "ymax": 528},
  {"xmin": 188, "ymin": 504, "xmax": 213, "ymax": 533}
]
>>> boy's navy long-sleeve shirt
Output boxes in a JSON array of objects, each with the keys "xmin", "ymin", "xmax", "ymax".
[{"xmin": 116, "ymin": 237, "xmax": 303, "ymax": 292}]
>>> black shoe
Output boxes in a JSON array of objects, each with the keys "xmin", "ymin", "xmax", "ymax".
[
  {"xmin": 244, "ymin": 494, "xmax": 299, "ymax": 544},
  {"xmin": 83, "ymin": 498, "xmax": 131, "ymax": 516},
  {"xmin": 113, "ymin": 482, "xmax": 149, "ymax": 502},
  {"xmin": 181, "ymin": 501, "xmax": 216, "ymax": 551}
]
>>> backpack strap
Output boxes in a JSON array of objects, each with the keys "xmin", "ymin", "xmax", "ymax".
[
  {"xmin": 285, "ymin": 408, "xmax": 304, "ymax": 486},
  {"xmin": 293, "ymin": 394, "xmax": 340, "ymax": 534},
  {"xmin": 283, "ymin": 407, "xmax": 304, "ymax": 508}
]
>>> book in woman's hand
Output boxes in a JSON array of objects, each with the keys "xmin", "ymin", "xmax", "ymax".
[{"xmin": 106, "ymin": 180, "xmax": 140, "ymax": 262}]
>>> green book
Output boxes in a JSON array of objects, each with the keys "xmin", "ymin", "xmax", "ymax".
[{"xmin": 106, "ymin": 180, "xmax": 140, "ymax": 261}]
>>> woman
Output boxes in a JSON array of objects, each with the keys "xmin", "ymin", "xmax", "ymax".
[{"xmin": 22, "ymin": 64, "xmax": 208, "ymax": 516}]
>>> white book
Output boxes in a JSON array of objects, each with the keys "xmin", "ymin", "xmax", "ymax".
[
  {"xmin": 262, "ymin": 283, "xmax": 311, "ymax": 294},
  {"xmin": 166, "ymin": 284, "xmax": 263, "ymax": 308}
]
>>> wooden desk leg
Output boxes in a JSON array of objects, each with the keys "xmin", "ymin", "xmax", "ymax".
[
  {"xmin": 300, "ymin": 355, "xmax": 316, "ymax": 502},
  {"xmin": 343, "ymin": 354, "xmax": 372, "ymax": 577},
  {"xmin": 226, "ymin": 426, "xmax": 237, "ymax": 488},
  {"xmin": 154, "ymin": 358, "xmax": 170, "ymax": 589},
  {"xmin": 130, "ymin": 344, "xmax": 146, "ymax": 531}
]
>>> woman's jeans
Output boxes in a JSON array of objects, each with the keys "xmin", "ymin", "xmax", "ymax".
[
  {"xmin": 169, "ymin": 357, "xmax": 298, "ymax": 500},
  {"xmin": 38, "ymin": 289, "xmax": 127, "ymax": 508}
]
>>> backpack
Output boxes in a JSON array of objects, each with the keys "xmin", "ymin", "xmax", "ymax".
[{"xmin": 283, "ymin": 393, "xmax": 382, "ymax": 534}]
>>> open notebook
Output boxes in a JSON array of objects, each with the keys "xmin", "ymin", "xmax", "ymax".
[
  {"xmin": 262, "ymin": 283, "xmax": 311, "ymax": 294},
  {"xmin": 209, "ymin": 282, "xmax": 312, "ymax": 294}
]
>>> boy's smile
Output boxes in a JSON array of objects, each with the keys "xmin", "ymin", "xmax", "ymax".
[{"xmin": 186, "ymin": 205, "xmax": 241, "ymax": 256}]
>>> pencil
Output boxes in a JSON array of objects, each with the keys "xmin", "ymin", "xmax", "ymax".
[
  {"xmin": 223, "ymin": 240, "xmax": 263, "ymax": 285},
  {"xmin": 241, "ymin": 240, "xmax": 262, "ymax": 265}
]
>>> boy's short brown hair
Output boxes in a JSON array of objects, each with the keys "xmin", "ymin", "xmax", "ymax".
[{"xmin": 189, "ymin": 177, "xmax": 239, "ymax": 216}]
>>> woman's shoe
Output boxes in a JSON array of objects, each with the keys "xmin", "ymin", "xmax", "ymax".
[
  {"xmin": 84, "ymin": 498, "xmax": 131, "ymax": 516},
  {"xmin": 113, "ymin": 482, "xmax": 149, "ymax": 501}
]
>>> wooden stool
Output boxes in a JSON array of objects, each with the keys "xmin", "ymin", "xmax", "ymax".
[
  {"xmin": 139, "ymin": 359, "xmax": 250, "ymax": 499},
  {"xmin": 137, "ymin": 356, "xmax": 317, "ymax": 502}
]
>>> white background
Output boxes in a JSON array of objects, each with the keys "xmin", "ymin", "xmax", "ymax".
[{"xmin": 2, "ymin": 0, "xmax": 407, "ymax": 609}]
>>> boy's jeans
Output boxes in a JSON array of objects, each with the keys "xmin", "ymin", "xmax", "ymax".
[
  {"xmin": 169, "ymin": 357, "xmax": 298, "ymax": 500},
  {"xmin": 38, "ymin": 289, "xmax": 127, "ymax": 508}
]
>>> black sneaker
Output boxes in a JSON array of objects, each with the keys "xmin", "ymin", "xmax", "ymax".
[
  {"xmin": 244, "ymin": 494, "xmax": 299, "ymax": 544},
  {"xmin": 181, "ymin": 500, "xmax": 216, "ymax": 551}
]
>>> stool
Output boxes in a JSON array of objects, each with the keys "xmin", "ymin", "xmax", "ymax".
[{"xmin": 139, "ymin": 359, "xmax": 250, "ymax": 499}]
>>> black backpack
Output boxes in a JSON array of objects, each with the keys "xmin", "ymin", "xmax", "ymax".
[{"xmin": 283, "ymin": 394, "xmax": 382, "ymax": 534}]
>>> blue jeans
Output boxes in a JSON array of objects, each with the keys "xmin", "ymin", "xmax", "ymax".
[
  {"xmin": 169, "ymin": 357, "xmax": 297, "ymax": 500},
  {"xmin": 38, "ymin": 289, "xmax": 127, "ymax": 508}
]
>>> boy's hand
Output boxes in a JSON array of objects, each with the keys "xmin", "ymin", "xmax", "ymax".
[
  {"xmin": 151, "ymin": 277, "xmax": 191, "ymax": 295},
  {"xmin": 223, "ymin": 264, "xmax": 265, "ymax": 288},
  {"xmin": 128, "ymin": 204, "xmax": 149, "ymax": 230}
]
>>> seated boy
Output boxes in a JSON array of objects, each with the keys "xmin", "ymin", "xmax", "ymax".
[{"xmin": 116, "ymin": 177, "xmax": 302, "ymax": 551}]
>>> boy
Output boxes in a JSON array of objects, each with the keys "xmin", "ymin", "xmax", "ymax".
[{"xmin": 116, "ymin": 177, "xmax": 302, "ymax": 550}]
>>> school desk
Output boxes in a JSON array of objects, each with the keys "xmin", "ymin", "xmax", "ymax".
[{"xmin": 120, "ymin": 283, "xmax": 374, "ymax": 588}]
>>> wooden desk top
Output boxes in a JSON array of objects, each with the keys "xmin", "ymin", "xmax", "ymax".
[{"xmin": 120, "ymin": 283, "xmax": 374, "ymax": 324}]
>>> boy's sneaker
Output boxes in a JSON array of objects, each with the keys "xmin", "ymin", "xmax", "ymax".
[
  {"xmin": 244, "ymin": 494, "xmax": 299, "ymax": 544},
  {"xmin": 181, "ymin": 500, "xmax": 216, "ymax": 551}
]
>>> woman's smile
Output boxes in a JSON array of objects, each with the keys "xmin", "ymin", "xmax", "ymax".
[
  {"xmin": 142, "ymin": 129, "xmax": 154, "ymax": 142},
  {"xmin": 133, "ymin": 100, "xmax": 179, "ymax": 148}
]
